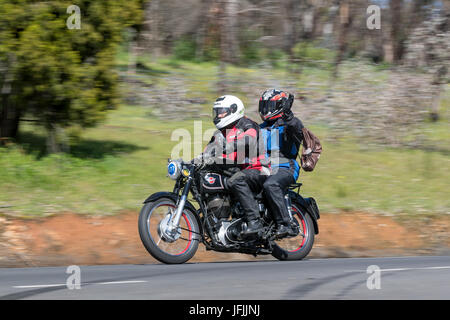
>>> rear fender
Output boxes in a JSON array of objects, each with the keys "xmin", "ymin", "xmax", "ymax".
[{"xmin": 289, "ymin": 191, "xmax": 320, "ymax": 235}]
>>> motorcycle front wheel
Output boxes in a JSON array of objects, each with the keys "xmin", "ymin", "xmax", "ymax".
[
  {"xmin": 271, "ymin": 203, "xmax": 315, "ymax": 261},
  {"xmin": 138, "ymin": 197, "xmax": 200, "ymax": 264}
]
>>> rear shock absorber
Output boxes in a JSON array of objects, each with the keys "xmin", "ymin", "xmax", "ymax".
[{"xmin": 284, "ymin": 194, "xmax": 294, "ymax": 221}]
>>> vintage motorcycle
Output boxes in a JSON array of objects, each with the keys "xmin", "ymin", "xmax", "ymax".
[{"xmin": 138, "ymin": 159, "xmax": 320, "ymax": 264}]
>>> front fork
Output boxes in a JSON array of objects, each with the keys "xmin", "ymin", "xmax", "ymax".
[{"xmin": 166, "ymin": 177, "xmax": 192, "ymax": 235}]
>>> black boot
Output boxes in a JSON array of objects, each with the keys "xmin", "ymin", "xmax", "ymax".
[
  {"xmin": 275, "ymin": 222, "xmax": 299, "ymax": 239},
  {"xmin": 241, "ymin": 219, "xmax": 263, "ymax": 238},
  {"xmin": 274, "ymin": 224, "xmax": 290, "ymax": 239},
  {"xmin": 287, "ymin": 221, "xmax": 300, "ymax": 237}
]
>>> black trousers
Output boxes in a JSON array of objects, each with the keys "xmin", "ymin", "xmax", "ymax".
[
  {"xmin": 227, "ymin": 169, "xmax": 267, "ymax": 221},
  {"xmin": 227, "ymin": 165, "xmax": 296, "ymax": 225},
  {"xmin": 263, "ymin": 166, "xmax": 296, "ymax": 225}
]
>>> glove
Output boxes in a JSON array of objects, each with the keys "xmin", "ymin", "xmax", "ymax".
[
  {"xmin": 192, "ymin": 152, "xmax": 215, "ymax": 166},
  {"xmin": 282, "ymin": 93, "xmax": 294, "ymax": 121},
  {"xmin": 191, "ymin": 155, "xmax": 203, "ymax": 165}
]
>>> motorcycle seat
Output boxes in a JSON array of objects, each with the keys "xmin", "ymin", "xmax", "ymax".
[{"xmin": 254, "ymin": 183, "xmax": 302, "ymax": 201}]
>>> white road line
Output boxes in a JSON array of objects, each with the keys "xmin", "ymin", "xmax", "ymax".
[
  {"xmin": 311, "ymin": 255, "xmax": 450, "ymax": 261},
  {"xmin": 12, "ymin": 280, "xmax": 148, "ymax": 289},
  {"xmin": 349, "ymin": 266, "xmax": 450, "ymax": 273},
  {"xmin": 13, "ymin": 284, "xmax": 66, "ymax": 289},
  {"xmin": 378, "ymin": 266, "xmax": 450, "ymax": 272},
  {"xmin": 97, "ymin": 280, "xmax": 147, "ymax": 285}
]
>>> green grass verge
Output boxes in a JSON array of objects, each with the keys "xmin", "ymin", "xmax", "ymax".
[{"xmin": 0, "ymin": 58, "xmax": 449, "ymax": 217}]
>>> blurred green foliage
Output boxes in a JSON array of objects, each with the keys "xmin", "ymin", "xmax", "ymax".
[
  {"xmin": 239, "ymin": 29, "xmax": 262, "ymax": 65},
  {"xmin": 292, "ymin": 41, "xmax": 335, "ymax": 68},
  {"xmin": 173, "ymin": 34, "xmax": 221, "ymax": 63},
  {"xmin": 0, "ymin": 0, "xmax": 142, "ymax": 134},
  {"xmin": 173, "ymin": 36, "xmax": 197, "ymax": 61},
  {"xmin": 266, "ymin": 49, "xmax": 288, "ymax": 68}
]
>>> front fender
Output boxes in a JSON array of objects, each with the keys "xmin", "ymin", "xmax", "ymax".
[
  {"xmin": 289, "ymin": 191, "xmax": 320, "ymax": 235},
  {"xmin": 144, "ymin": 191, "xmax": 179, "ymax": 204},
  {"xmin": 143, "ymin": 191, "xmax": 203, "ymax": 235}
]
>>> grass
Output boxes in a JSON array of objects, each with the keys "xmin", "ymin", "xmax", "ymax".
[
  {"xmin": 0, "ymin": 57, "xmax": 449, "ymax": 217},
  {"xmin": 300, "ymin": 129, "xmax": 450, "ymax": 216}
]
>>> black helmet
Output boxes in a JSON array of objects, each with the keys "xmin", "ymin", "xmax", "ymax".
[{"xmin": 259, "ymin": 89, "xmax": 294, "ymax": 121}]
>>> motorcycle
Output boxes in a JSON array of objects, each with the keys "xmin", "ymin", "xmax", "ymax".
[{"xmin": 138, "ymin": 159, "xmax": 320, "ymax": 264}]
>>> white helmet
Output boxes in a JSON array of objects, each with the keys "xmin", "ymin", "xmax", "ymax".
[{"xmin": 212, "ymin": 95, "xmax": 245, "ymax": 129}]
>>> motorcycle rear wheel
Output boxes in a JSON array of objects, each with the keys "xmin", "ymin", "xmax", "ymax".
[
  {"xmin": 138, "ymin": 197, "xmax": 200, "ymax": 264},
  {"xmin": 271, "ymin": 203, "xmax": 315, "ymax": 261}
]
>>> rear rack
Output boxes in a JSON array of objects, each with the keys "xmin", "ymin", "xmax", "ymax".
[{"xmin": 288, "ymin": 183, "xmax": 302, "ymax": 194}]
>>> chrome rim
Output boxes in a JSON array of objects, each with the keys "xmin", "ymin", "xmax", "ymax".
[{"xmin": 147, "ymin": 201, "xmax": 194, "ymax": 256}]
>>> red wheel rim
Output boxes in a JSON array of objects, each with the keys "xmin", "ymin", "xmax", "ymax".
[
  {"xmin": 175, "ymin": 213, "xmax": 192, "ymax": 256},
  {"xmin": 148, "ymin": 203, "xmax": 194, "ymax": 256},
  {"xmin": 288, "ymin": 206, "xmax": 308, "ymax": 253}
]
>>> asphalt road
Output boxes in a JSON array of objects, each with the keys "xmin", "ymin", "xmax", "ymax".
[{"xmin": 0, "ymin": 256, "xmax": 449, "ymax": 300}]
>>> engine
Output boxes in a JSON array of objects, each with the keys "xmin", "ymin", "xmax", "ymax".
[
  {"xmin": 217, "ymin": 219, "xmax": 247, "ymax": 246},
  {"xmin": 205, "ymin": 195, "xmax": 230, "ymax": 234},
  {"xmin": 205, "ymin": 194, "xmax": 248, "ymax": 246},
  {"xmin": 207, "ymin": 194, "xmax": 230, "ymax": 221}
]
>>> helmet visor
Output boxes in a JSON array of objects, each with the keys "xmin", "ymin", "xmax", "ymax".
[
  {"xmin": 259, "ymin": 100, "xmax": 279, "ymax": 119},
  {"xmin": 213, "ymin": 107, "xmax": 231, "ymax": 124}
]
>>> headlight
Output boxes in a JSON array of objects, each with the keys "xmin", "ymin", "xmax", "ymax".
[
  {"xmin": 182, "ymin": 168, "xmax": 191, "ymax": 177},
  {"xmin": 167, "ymin": 160, "xmax": 181, "ymax": 180}
]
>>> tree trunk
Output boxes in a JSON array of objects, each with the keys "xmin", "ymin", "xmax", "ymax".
[
  {"xmin": 430, "ymin": 84, "xmax": 442, "ymax": 122},
  {"xmin": 222, "ymin": 0, "xmax": 240, "ymax": 64},
  {"xmin": 140, "ymin": 0, "xmax": 162, "ymax": 58},
  {"xmin": 281, "ymin": 0, "xmax": 294, "ymax": 54},
  {"xmin": 0, "ymin": 55, "xmax": 20, "ymax": 141},
  {"xmin": 407, "ymin": 0, "xmax": 427, "ymax": 33},
  {"xmin": 430, "ymin": 65, "xmax": 447, "ymax": 122},
  {"xmin": 333, "ymin": 0, "xmax": 352, "ymax": 78},
  {"xmin": 46, "ymin": 124, "xmax": 60, "ymax": 154},
  {"xmin": 128, "ymin": 29, "xmax": 138, "ymax": 79},
  {"xmin": 390, "ymin": 0, "xmax": 404, "ymax": 63},
  {"xmin": 196, "ymin": 0, "xmax": 211, "ymax": 60},
  {"xmin": 0, "ymin": 98, "xmax": 20, "ymax": 141},
  {"xmin": 139, "ymin": 1, "xmax": 152, "ymax": 53},
  {"xmin": 280, "ymin": 0, "xmax": 305, "ymax": 74},
  {"xmin": 445, "ymin": 0, "xmax": 450, "ymax": 15},
  {"xmin": 218, "ymin": 0, "xmax": 228, "ymax": 93}
]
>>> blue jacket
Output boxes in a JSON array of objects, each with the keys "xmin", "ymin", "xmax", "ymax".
[{"xmin": 260, "ymin": 116, "xmax": 304, "ymax": 180}]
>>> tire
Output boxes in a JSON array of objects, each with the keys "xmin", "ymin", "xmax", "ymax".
[
  {"xmin": 271, "ymin": 203, "xmax": 315, "ymax": 261},
  {"xmin": 138, "ymin": 197, "xmax": 200, "ymax": 264}
]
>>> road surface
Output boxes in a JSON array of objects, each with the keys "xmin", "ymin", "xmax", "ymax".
[{"xmin": 0, "ymin": 256, "xmax": 449, "ymax": 299}]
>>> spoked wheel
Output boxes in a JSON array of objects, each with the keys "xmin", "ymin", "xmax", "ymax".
[
  {"xmin": 138, "ymin": 197, "xmax": 200, "ymax": 264},
  {"xmin": 271, "ymin": 203, "xmax": 315, "ymax": 261}
]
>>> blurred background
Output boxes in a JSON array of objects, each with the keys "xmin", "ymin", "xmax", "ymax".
[{"xmin": 0, "ymin": 0, "xmax": 449, "ymax": 266}]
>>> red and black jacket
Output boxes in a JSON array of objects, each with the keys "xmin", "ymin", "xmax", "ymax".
[{"xmin": 204, "ymin": 117, "xmax": 268, "ymax": 171}]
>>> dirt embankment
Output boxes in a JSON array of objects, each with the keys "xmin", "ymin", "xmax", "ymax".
[{"xmin": 0, "ymin": 212, "xmax": 449, "ymax": 267}]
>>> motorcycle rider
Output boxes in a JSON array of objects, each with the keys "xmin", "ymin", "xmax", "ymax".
[
  {"xmin": 197, "ymin": 95, "xmax": 269, "ymax": 237},
  {"xmin": 259, "ymin": 89, "xmax": 304, "ymax": 238}
]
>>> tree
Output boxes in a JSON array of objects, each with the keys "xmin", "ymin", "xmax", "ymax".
[
  {"xmin": 404, "ymin": 7, "xmax": 449, "ymax": 122},
  {"xmin": 389, "ymin": 0, "xmax": 404, "ymax": 63},
  {"xmin": 140, "ymin": 0, "xmax": 163, "ymax": 58},
  {"xmin": 222, "ymin": 0, "xmax": 240, "ymax": 64},
  {"xmin": 195, "ymin": 0, "xmax": 214, "ymax": 60},
  {"xmin": 280, "ymin": 0, "xmax": 305, "ymax": 58},
  {"xmin": 333, "ymin": 0, "xmax": 353, "ymax": 78},
  {"xmin": 0, "ymin": 0, "xmax": 142, "ymax": 151}
]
